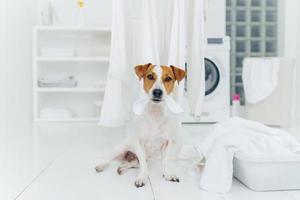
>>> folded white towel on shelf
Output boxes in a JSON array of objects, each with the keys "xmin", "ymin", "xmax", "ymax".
[
  {"xmin": 196, "ymin": 117, "xmax": 300, "ymax": 193},
  {"xmin": 38, "ymin": 76, "xmax": 78, "ymax": 87},
  {"xmin": 242, "ymin": 57, "xmax": 280, "ymax": 104}
]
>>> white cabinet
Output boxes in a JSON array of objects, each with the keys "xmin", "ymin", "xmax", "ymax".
[{"xmin": 33, "ymin": 26, "xmax": 111, "ymax": 122}]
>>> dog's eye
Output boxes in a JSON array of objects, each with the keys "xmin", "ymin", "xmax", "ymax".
[
  {"xmin": 164, "ymin": 77, "xmax": 172, "ymax": 82},
  {"xmin": 147, "ymin": 74, "xmax": 154, "ymax": 80}
]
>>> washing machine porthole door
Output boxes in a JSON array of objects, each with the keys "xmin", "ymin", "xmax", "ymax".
[{"xmin": 205, "ymin": 58, "xmax": 220, "ymax": 96}]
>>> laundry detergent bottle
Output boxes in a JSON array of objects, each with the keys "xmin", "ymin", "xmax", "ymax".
[{"xmin": 231, "ymin": 94, "xmax": 241, "ymax": 117}]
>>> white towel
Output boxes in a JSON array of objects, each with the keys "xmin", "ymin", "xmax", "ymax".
[
  {"xmin": 196, "ymin": 117, "xmax": 300, "ymax": 193},
  {"xmin": 242, "ymin": 57, "xmax": 280, "ymax": 104},
  {"xmin": 133, "ymin": 95, "xmax": 184, "ymax": 115},
  {"xmin": 38, "ymin": 76, "xmax": 78, "ymax": 87}
]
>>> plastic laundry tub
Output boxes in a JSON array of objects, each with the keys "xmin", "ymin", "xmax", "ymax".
[{"xmin": 233, "ymin": 153, "xmax": 300, "ymax": 191}]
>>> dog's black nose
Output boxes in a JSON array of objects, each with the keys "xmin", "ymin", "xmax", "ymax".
[{"xmin": 152, "ymin": 89, "xmax": 163, "ymax": 98}]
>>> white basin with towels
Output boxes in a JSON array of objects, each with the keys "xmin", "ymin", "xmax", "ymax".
[{"xmin": 234, "ymin": 153, "xmax": 300, "ymax": 191}]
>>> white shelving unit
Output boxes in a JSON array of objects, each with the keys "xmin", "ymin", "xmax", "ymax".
[{"xmin": 33, "ymin": 26, "xmax": 111, "ymax": 122}]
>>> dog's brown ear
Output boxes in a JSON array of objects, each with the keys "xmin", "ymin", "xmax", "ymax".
[
  {"xmin": 171, "ymin": 65, "xmax": 186, "ymax": 84},
  {"xmin": 135, "ymin": 63, "xmax": 152, "ymax": 80}
]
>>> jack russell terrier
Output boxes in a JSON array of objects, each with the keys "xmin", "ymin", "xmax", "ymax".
[{"xmin": 95, "ymin": 63, "xmax": 186, "ymax": 188}]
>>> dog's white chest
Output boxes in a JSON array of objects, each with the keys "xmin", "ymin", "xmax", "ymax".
[
  {"xmin": 137, "ymin": 115, "xmax": 173, "ymax": 158},
  {"xmin": 143, "ymin": 135, "xmax": 166, "ymax": 157},
  {"xmin": 131, "ymin": 101, "xmax": 179, "ymax": 158}
]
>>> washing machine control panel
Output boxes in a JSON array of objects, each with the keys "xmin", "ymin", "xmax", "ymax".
[{"xmin": 207, "ymin": 38, "xmax": 224, "ymax": 44}]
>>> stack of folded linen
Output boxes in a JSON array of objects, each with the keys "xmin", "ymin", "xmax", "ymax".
[
  {"xmin": 38, "ymin": 76, "xmax": 78, "ymax": 87},
  {"xmin": 40, "ymin": 106, "xmax": 76, "ymax": 119}
]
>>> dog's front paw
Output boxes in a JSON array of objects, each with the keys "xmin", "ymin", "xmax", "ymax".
[
  {"xmin": 95, "ymin": 163, "xmax": 108, "ymax": 173},
  {"xmin": 163, "ymin": 174, "xmax": 180, "ymax": 182},
  {"xmin": 134, "ymin": 177, "xmax": 147, "ymax": 188},
  {"xmin": 117, "ymin": 166, "xmax": 124, "ymax": 175}
]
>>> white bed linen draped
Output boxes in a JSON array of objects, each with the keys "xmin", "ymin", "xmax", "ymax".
[{"xmin": 99, "ymin": 0, "xmax": 205, "ymax": 127}]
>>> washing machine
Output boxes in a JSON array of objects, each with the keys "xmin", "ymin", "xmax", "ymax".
[
  {"xmin": 201, "ymin": 37, "xmax": 231, "ymax": 122},
  {"xmin": 182, "ymin": 36, "xmax": 231, "ymax": 123}
]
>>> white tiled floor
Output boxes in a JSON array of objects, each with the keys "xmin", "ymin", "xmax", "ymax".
[{"xmin": 1, "ymin": 123, "xmax": 300, "ymax": 200}]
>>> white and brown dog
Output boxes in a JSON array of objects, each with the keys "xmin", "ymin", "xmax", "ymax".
[{"xmin": 95, "ymin": 63, "xmax": 186, "ymax": 188}]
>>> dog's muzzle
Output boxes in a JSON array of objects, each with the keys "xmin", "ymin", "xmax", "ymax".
[{"xmin": 152, "ymin": 89, "xmax": 163, "ymax": 103}]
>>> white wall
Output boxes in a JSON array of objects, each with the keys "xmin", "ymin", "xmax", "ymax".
[
  {"xmin": 205, "ymin": 0, "xmax": 226, "ymax": 37},
  {"xmin": 0, "ymin": 0, "xmax": 37, "ymax": 132},
  {"xmin": 282, "ymin": 0, "xmax": 300, "ymax": 58},
  {"xmin": 296, "ymin": 21, "xmax": 300, "ymax": 134}
]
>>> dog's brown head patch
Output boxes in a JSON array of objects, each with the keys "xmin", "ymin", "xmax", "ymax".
[
  {"xmin": 161, "ymin": 65, "xmax": 185, "ymax": 94},
  {"xmin": 170, "ymin": 65, "xmax": 186, "ymax": 83},
  {"xmin": 161, "ymin": 66, "xmax": 176, "ymax": 94},
  {"xmin": 135, "ymin": 63, "xmax": 156, "ymax": 93},
  {"xmin": 135, "ymin": 64, "xmax": 185, "ymax": 95},
  {"xmin": 135, "ymin": 63, "xmax": 152, "ymax": 80}
]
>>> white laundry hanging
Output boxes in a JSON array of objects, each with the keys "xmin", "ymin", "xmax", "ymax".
[
  {"xmin": 99, "ymin": 0, "xmax": 206, "ymax": 127},
  {"xmin": 242, "ymin": 57, "xmax": 280, "ymax": 104},
  {"xmin": 186, "ymin": 0, "xmax": 206, "ymax": 117}
]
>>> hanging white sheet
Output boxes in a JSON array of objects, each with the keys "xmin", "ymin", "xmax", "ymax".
[
  {"xmin": 99, "ymin": 0, "xmax": 205, "ymax": 127},
  {"xmin": 242, "ymin": 57, "xmax": 280, "ymax": 104}
]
